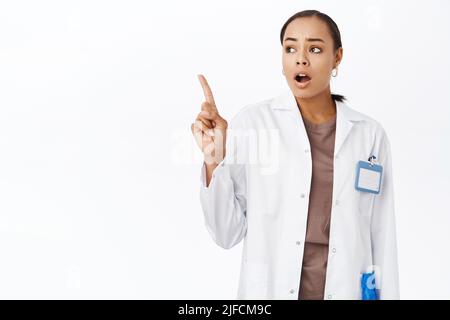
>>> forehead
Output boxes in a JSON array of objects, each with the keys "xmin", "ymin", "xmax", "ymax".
[{"xmin": 284, "ymin": 17, "xmax": 332, "ymax": 43}]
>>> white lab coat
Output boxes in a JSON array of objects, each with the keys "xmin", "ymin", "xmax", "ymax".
[{"xmin": 198, "ymin": 90, "xmax": 399, "ymax": 300}]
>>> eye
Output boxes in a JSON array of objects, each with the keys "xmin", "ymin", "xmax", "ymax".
[
  {"xmin": 310, "ymin": 47, "xmax": 322, "ymax": 53},
  {"xmin": 285, "ymin": 46, "xmax": 296, "ymax": 53}
]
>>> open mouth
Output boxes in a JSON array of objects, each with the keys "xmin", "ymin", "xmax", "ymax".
[{"xmin": 295, "ymin": 73, "xmax": 311, "ymax": 83}]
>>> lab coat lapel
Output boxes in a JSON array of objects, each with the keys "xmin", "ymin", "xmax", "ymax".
[
  {"xmin": 270, "ymin": 91, "xmax": 364, "ymax": 156},
  {"xmin": 334, "ymin": 102, "xmax": 354, "ymax": 157},
  {"xmin": 334, "ymin": 100, "xmax": 365, "ymax": 156},
  {"xmin": 270, "ymin": 90, "xmax": 310, "ymax": 151}
]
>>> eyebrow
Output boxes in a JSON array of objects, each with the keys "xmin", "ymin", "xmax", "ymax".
[{"xmin": 284, "ymin": 37, "xmax": 325, "ymax": 43}]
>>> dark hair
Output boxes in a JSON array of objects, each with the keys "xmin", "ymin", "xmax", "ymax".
[{"xmin": 280, "ymin": 10, "xmax": 346, "ymax": 103}]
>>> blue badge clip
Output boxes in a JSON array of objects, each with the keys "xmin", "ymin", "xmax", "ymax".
[{"xmin": 361, "ymin": 271, "xmax": 379, "ymax": 300}]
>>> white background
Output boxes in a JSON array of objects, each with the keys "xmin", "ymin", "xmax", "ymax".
[{"xmin": 0, "ymin": 0, "xmax": 449, "ymax": 299}]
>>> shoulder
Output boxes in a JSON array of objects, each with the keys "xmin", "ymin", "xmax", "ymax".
[
  {"xmin": 231, "ymin": 94, "xmax": 391, "ymax": 143},
  {"xmin": 228, "ymin": 95, "xmax": 274, "ymax": 128}
]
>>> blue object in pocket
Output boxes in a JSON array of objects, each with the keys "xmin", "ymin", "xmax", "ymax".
[{"xmin": 361, "ymin": 272, "xmax": 378, "ymax": 300}]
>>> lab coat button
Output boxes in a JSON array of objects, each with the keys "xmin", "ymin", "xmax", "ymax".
[
  {"xmin": 304, "ymin": 149, "xmax": 310, "ymax": 153},
  {"xmin": 332, "ymin": 247, "xmax": 337, "ymax": 253},
  {"xmin": 290, "ymin": 289, "xmax": 295, "ymax": 294},
  {"xmin": 296, "ymin": 241, "xmax": 301, "ymax": 245},
  {"xmin": 327, "ymin": 294, "xmax": 333, "ymax": 300},
  {"xmin": 335, "ymin": 199, "xmax": 340, "ymax": 206},
  {"xmin": 300, "ymin": 193, "xmax": 305, "ymax": 198}
]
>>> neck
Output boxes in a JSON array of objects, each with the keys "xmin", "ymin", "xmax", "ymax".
[{"xmin": 295, "ymin": 87, "xmax": 336, "ymax": 124}]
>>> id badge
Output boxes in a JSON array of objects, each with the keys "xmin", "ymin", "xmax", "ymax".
[{"xmin": 355, "ymin": 159, "xmax": 383, "ymax": 194}]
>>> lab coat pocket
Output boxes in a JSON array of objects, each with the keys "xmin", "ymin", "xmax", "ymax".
[
  {"xmin": 251, "ymin": 169, "xmax": 282, "ymax": 216},
  {"xmin": 358, "ymin": 192, "xmax": 375, "ymax": 216},
  {"xmin": 243, "ymin": 261, "xmax": 269, "ymax": 299}
]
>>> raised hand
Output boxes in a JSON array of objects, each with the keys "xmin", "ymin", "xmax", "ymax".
[{"xmin": 191, "ymin": 74, "xmax": 228, "ymax": 168}]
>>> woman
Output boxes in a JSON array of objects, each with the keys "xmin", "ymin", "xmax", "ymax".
[{"xmin": 191, "ymin": 10, "xmax": 399, "ymax": 300}]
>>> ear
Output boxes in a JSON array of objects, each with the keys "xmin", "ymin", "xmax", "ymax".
[{"xmin": 335, "ymin": 47, "xmax": 343, "ymax": 67}]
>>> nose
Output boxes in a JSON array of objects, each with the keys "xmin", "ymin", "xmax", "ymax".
[{"xmin": 296, "ymin": 49, "xmax": 309, "ymax": 66}]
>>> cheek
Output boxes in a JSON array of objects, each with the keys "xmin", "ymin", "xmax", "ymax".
[
  {"xmin": 312, "ymin": 72, "xmax": 331, "ymax": 90},
  {"xmin": 282, "ymin": 58, "xmax": 295, "ymax": 76},
  {"xmin": 312, "ymin": 59, "xmax": 333, "ymax": 79},
  {"xmin": 282, "ymin": 54, "xmax": 293, "ymax": 66},
  {"xmin": 311, "ymin": 55, "xmax": 330, "ymax": 66}
]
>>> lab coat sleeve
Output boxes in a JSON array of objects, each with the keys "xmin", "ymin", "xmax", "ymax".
[
  {"xmin": 370, "ymin": 128, "xmax": 400, "ymax": 299},
  {"xmin": 199, "ymin": 112, "xmax": 248, "ymax": 249}
]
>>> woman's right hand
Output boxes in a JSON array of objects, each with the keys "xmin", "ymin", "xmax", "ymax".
[{"xmin": 191, "ymin": 74, "xmax": 228, "ymax": 168}]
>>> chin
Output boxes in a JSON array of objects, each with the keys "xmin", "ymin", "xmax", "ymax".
[
  {"xmin": 290, "ymin": 83, "xmax": 324, "ymax": 100},
  {"xmin": 291, "ymin": 87, "xmax": 316, "ymax": 99}
]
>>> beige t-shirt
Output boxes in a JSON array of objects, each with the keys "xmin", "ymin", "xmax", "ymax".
[{"xmin": 298, "ymin": 111, "xmax": 336, "ymax": 300}]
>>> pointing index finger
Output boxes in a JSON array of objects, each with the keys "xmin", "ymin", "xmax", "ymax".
[{"xmin": 197, "ymin": 74, "xmax": 217, "ymax": 108}]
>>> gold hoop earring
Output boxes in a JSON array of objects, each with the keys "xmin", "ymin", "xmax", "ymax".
[{"xmin": 332, "ymin": 68, "xmax": 338, "ymax": 77}]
